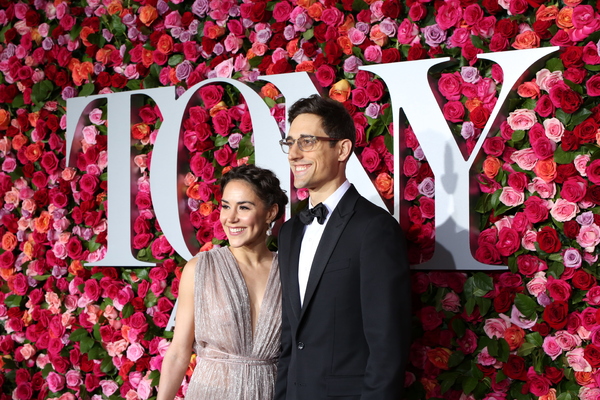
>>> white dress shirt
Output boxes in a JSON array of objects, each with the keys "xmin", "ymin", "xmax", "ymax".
[{"xmin": 298, "ymin": 180, "xmax": 351, "ymax": 306}]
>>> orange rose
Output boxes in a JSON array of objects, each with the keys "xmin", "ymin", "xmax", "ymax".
[
  {"xmin": 261, "ymin": 83, "xmax": 280, "ymax": 100},
  {"xmin": 503, "ymin": 325, "xmax": 525, "ymax": 350},
  {"xmin": 0, "ymin": 109, "xmax": 10, "ymax": 130},
  {"xmin": 370, "ymin": 25, "xmax": 388, "ymax": 47},
  {"xmin": 286, "ymin": 38, "xmax": 299, "ymax": 58},
  {"xmin": 1, "ymin": 232, "xmax": 17, "ymax": 251},
  {"xmin": 156, "ymin": 34, "xmax": 174, "ymax": 55},
  {"xmin": 24, "ymin": 143, "xmax": 43, "ymax": 162},
  {"xmin": 132, "ymin": 123, "xmax": 151, "ymax": 140},
  {"xmin": 329, "ymin": 79, "xmax": 351, "ymax": 102},
  {"xmin": 426, "ymin": 347, "xmax": 452, "ymax": 370},
  {"xmin": 534, "ymin": 158, "xmax": 557, "ymax": 182},
  {"xmin": 23, "ymin": 240, "xmax": 34, "ymax": 259},
  {"xmin": 139, "ymin": 5, "xmax": 158, "ymax": 27},
  {"xmin": 222, "ymin": 166, "xmax": 233, "ymax": 175},
  {"xmin": 337, "ymin": 35, "xmax": 353, "ymax": 56},
  {"xmin": 206, "ymin": 24, "xmax": 226, "ymax": 39},
  {"xmin": 34, "ymin": 211, "xmax": 52, "ymax": 234},
  {"xmin": 563, "ymin": 0, "xmax": 582, "ymax": 7},
  {"xmin": 0, "ymin": 267, "xmax": 14, "ymax": 281},
  {"xmin": 12, "ymin": 133, "xmax": 28, "ymax": 151},
  {"xmin": 68, "ymin": 260, "xmax": 84, "ymax": 276},
  {"xmin": 169, "ymin": 68, "xmax": 180, "ymax": 85},
  {"xmin": 200, "ymin": 242, "xmax": 214, "ymax": 252},
  {"xmin": 70, "ymin": 60, "xmax": 94, "ymax": 86},
  {"xmin": 556, "ymin": 7, "xmax": 573, "ymax": 29},
  {"xmin": 307, "ymin": 2, "xmax": 324, "ymax": 20},
  {"xmin": 575, "ymin": 371, "xmax": 594, "ymax": 386},
  {"xmin": 338, "ymin": 14, "xmax": 355, "ymax": 36},
  {"xmin": 79, "ymin": 26, "xmax": 95, "ymax": 47},
  {"xmin": 297, "ymin": 0, "xmax": 316, "ymax": 8},
  {"xmin": 375, "ymin": 172, "xmax": 394, "ymax": 199},
  {"xmin": 465, "ymin": 98, "xmax": 482, "ymax": 112},
  {"xmin": 536, "ymin": 4, "xmax": 559, "ymax": 21},
  {"xmin": 539, "ymin": 389, "xmax": 557, "ymax": 400},
  {"xmin": 512, "ymin": 31, "xmax": 540, "ymax": 50},
  {"xmin": 517, "ymin": 81, "xmax": 541, "ymax": 99},
  {"xmin": 107, "ymin": 0, "xmax": 124, "ymax": 15},
  {"xmin": 295, "ymin": 61, "xmax": 315, "ymax": 73},
  {"xmin": 209, "ymin": 102, "xmax": 227, "ymax": 117},
  {"xmin": 199, "ymin": 202, "xmax": 216, "ymax": 217},
  {"xmin": 186, "ymin": 182, "xmax": 203, "ymax": 200},
  {"xmin": 96, "ymin": 45, "xmax": 115, "ymax": 65},
  {"xmin": 483, "ymin": 156, "xmax": 502, "ymax": 179},
  {"xmin": 27, "ymin": 112, "xmax": 39, "ymax": 128},
  {"xmin": 141, "ymin": 48, "xmax": 154, "ymax": 68}
]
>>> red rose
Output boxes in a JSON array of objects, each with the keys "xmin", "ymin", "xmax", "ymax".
[
  {"xmin": 572, "ymin": 269, "xmax": 597, "ymax": 290},
  {"xmin": 381, "ymin": 0, "xmax": 401, "ymax": 18},
  {"xmin": 587, "ymin": 185, "xmax": 600, "ymax": 205},
  {"xmin": 381, "ymin": 48, "xmax": 401, "ymax": 63},
  {"xmin": 523, "ymin": 196, "xmax": 548, "ymax": 224},
  {"xmin": 532, "ymin": 322, "xmax": 550, "ymax": 336},
  {"xmin": 419, "ymin": 306, "xmax": 443, "ymax": 331},
  {"xmin": 135, "ymin": 191, "xmax": 152, "ymax": 209},
  {"xmin": 561, "ymin": 176, "xmax": 587, "ymax": 202},
  {"xmin": 470, "ymin": 106, "xmax": 490, "ymax": 129},
  {"xmin": 351, "ymin": 88, "xmax": 369, "ymax": 108},
  {"xmin": 496, "ymin": 18, "xmax": 518, "ymax": 38},
  {"xmin": 111, "ymin": 74, "xmax": 127, "ymax": 88},
  {"xmin": 474, "ymin": 242, "xmax": 502, "ymax": 265},
  {"xmin": 324, "ymin": 41, "xmax": 343, "ymax": 65},
  {"xmin": 564, "ymin": 67, "xmax": 586, "ymax": 84},
  {"xmin": 496, "ymin": 228, "xmax": 520, "ymax": 256},
  {"xmin": 584, "ymin": 344, "xmax": 600, "ymax": 368},
  {"xmin": 560, "ymin": 46, "xmax": 584, "ymax": 68},
  {"xmin": 517, "ymin": 254, "xmax": 546, "ymax": 277},
  {"xmin": 536, "ymin": 226, "xmax": 561, "ymax": 253},
  {"xmin": 543, "ymin": 300, "xmax": 569, "ymax": 329},
  {"xmin": 199, "ymin": 85, "xmax": 224, "ymax": 109},
  {"xmin": 14, "ymin": 382, "xmax": 33, "ymax": 400},
  {"xmin": 493, "ymin": 289, "xmax": 514, "ymax": 313},
  {"xmin": 503, "ymin": 355, "xmax": 527, "ymax": 380},
  {"xmin": 212, "ymin": 110, "xmax": 233, "ymax": 136},
  {"xmin": 366, "ymin": 80, "xmax": 385, "ymax": 102},
  {"xmin": 555, "ymin": 163, "xmax": 578, "ymax": 184},
  {"xmin": 560, "ymin": 89, "xmax": 583, "ymax": 114},
  {"xmin": 315, "ymin": 64, "xmax": 335, "ymax": 87},
  {"xmin": 574, "ymin": 118, "xmax": 598, "ymax": 143},
  {"xmin": 586, "ymin": 159, "xmax": 600, "ymax": 185},
  {"xmin": 407, "ymin": 43, "xmax": 428, "ymax": 61}
]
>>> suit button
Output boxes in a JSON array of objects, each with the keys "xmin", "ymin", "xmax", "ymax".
[{"xmin": 297, "ymin": 341, "xmax": 305, "ymax": 350}]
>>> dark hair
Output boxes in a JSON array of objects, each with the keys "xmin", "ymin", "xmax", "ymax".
[
  {"xmin": 220, "ymin": 164, "xmax": 288, "ymax": 221},
  {"xmin": 288, "ymin": 94, "xmax": 356, "ymax": 149}
]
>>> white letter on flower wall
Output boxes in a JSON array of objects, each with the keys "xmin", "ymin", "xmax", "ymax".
[{"xmin": 361, "ymin": 47, "xmax": 559, "ymax": 270}]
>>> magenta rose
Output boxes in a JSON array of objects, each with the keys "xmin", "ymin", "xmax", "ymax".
[
  {"xmin": 214, "ymin": 145, "xmax": 233, "ymax": 166},
  {"xmin": 496, "ymin": 227, "xmax": 521, "ymax": 256},
  {"xmin": 442, "ymin": 101, "xmax": 465, "ymax": 122},
  {"xmin": 438, "ymin": 72, "xmax": 462, "ymax": 100},
  {"xmin": 517, "ymin": 254, "xmax": 547, "ymax": 277},
  {"xmin": 419, "ymin": 306, "xmax": 443, "ymax": 330},
  {"xmin": 587, "ymin": 74, "xmax": 600, "ymax": 96},
  {"xmin": 315, "ymin": 64, "xmax": 336, "ymax": 87},
  {"xmin": 351, "ymin": 88, "xmax": 369, "ymax": 108},
  {"xmin": 199, "ymin": 85, "xmax": 224, "ymax": 109}
]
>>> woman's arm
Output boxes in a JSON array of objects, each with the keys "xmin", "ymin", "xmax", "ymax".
[{"xmin": 156, "ymin": 258, "xmax": 198, "ymax": 400}]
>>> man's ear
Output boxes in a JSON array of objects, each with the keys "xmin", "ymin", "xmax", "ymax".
[{"xmin": 337, "ymin": 139, "xmax": 353, "ymax": 162}]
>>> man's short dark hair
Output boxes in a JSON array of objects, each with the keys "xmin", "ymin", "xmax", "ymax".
[{"xmin": 288, "ymin": 95, "xmax": 356, "ymax": 150}]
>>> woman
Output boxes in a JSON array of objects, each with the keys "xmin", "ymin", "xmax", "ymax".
[{"xmin": 157, "ymin": 164, "xmax": 288, "ymax": 400}]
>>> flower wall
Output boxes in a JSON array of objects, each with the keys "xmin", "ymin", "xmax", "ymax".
[{"xmin": 1, "ymin": 0, "xmax": 600, "ymax": 399}]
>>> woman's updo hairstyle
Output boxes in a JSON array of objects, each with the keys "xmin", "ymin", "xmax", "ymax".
[{"xmin": 220, "ymin": 164, "xmax": 288, "ymax": 221}]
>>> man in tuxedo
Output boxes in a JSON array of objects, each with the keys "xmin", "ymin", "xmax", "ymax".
[{"xmin": 276, "ymin": 94, "xmax": 411, "ymax": 400}]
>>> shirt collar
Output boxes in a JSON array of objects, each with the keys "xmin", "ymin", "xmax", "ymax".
[{"xmin": 308, "ymin": 180, "xmax": 351, "ymax": 219}]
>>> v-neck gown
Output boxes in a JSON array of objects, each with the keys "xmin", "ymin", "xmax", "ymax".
[{"xmin": 185, "ymin": 246, "xmax": 282, "ymax": 400}]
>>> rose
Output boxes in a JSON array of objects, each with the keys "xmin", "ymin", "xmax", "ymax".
[
  {"xmin": 438, "ymin": 72, "xmax": 462, "ymax": 100},
  {"xmin": 542, "ymin": 336, "xmax": 562, "ymax": 360},
  {"xmin": 507, "ymin": 108, "xmax": 537, "ymax": 130},
  {"xmin": 47, "ymin": 371, "xmax": 66, "ymax": 393},
  {"xmin": 503, "ymin": 355, "xmax": 527, "ymax": 380},
  {"xmin": 496, "ymin": 227, "xmax": 520, "ymax": 256},
  {"xmin": 546, "ymin": 276, "xmax": 572, "ymax": 301},
  {"xmin": 419, "ymin": 306, "xmax": 443, "ymax": 331},
  {"xmin": 442, "ymin": 101, "xmax": 465, "ymax": 122},
  {"xmin": 573, "ymin": 270, "xmax": 596, "ymax": 290},
  {"xmin": 504, "ymin": 325, "xmax": 525, "ymax": 350},
  {"xmin": 543, "ymin": 301, "xmax": 569, "ymax": 329},
  {"xmin": 499, "ymin": 187, "xmax": 524, "ymax": 207},
  {"xmin": 550, "ymin": 199, "xmax": 578, "ymax": 222},
  {"xmin": 577, "ymin": 224, "xmax": 600, "ymax": 250},
  {"xmin": 426, "ymin": 347, "xmax": 451, "ymax": 370},
  {"xmin": 510, "ymin": 148, "xmax": 537, "ymax": 170}
]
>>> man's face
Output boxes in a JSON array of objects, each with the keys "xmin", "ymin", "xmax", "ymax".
[{"xmin": 286, "ymin": 113, "xmax": 343, "ymax": 197}]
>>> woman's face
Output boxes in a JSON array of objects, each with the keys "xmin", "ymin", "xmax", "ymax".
[{"xmin": 220, "ymin": 180, "xmax": 277, "ymax": 249}]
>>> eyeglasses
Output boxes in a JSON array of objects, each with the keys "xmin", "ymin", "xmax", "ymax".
[{"xmin": 279, "ymin": 135, "xmax": 340, "ymax": 154}]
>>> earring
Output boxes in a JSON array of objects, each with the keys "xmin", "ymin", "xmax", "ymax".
[{"xmin": 266, "ymin": 222, "xmax": 273, "ymax": 236}]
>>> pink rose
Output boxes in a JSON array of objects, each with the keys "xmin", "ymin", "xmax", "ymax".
[
  {"xmin": 527, "ymin": 177, "xmax": 556, "ymax": 198},
  {"xmin": 397, "ymin": 18, "xmax": 419, "ymax": 44},
  {"xmin": 47, "ymin": 371, "xmax": 66, "ymax": 393},
  {"xmin": 126, "ymin": 342, "xmax": 145, "ymax": 362},
  {"xmin": 441, "ymin": 292, "xmax": 461, "ymax": 312},
  {"xmin": 574, "ymin": 154, "xmax": 591, "ymax": 176},
  {"xmin": 499, "ymin": 187, "xmax": 524, "ymax": 207},
  {"xmin": 477, "ymin": 347, "xmax": 498, "ymax": 366},
  {"xmin": 456, "ymin": 329, "xmax": 478, "ymax": 354},
  {"xmin": 507, "ymin": 108, "xmax": 537, "ymax": 130},
  {"xmin": 584, "ymin": 287, "xmax": 600, "ymax": 305},
  {"xmin": 542, "ymin": 118, "xmax": 564, "ymax": 142},
  {"xmin": 555, "ymin": 330, "xmax": 581, "ymax": 350},
  {"xmin": 566, "ymin": 348, "xmax": 592, "ymax": 372},
  {"xmin": 550, "ymin": 199, "xmax": 578, "ymax": 222},
  {"xmin": 66, "ymin": 370, "xmax": 83, "ymax": 389},
  {"xmin": 435, "ymin": 0, "xmax": 462, "ymax": 30},
  {"xmin": 526, "ymin": 273, "xmax": 547, "ymax": 297},
  {"xmin": 483, "ymin": 317, "xmax": 510, "ymax": 339},
  {"xmin": 510, "ymin": 148, "xmax": 537, "ymax": 170},
  {"xmin": 363, "ymin": 45, "xmax": 382, "ymax": 63},
  {"xmin": 577, "ymin": 224, "xmax": 600, "ymax": 250},
  {"xmin": 536, "ymin": 69, "xmax": 563, "ymax": 92},
  {"xmin": 561, "ymin": 177, "xmax": 587, "ymax": 202},
  {"xmin": 542, "ymin": 336, "xmax": 562, "ymax": 360}
]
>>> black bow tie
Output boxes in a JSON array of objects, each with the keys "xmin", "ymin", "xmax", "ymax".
[{"xmin": 298, "ymin": 203, "xmax": 328, "ymax": 225}]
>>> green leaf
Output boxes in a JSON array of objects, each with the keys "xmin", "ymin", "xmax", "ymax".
[
  {"xmin": 302, "ymin": 28, "xmax": 314, "ymax": 41},
  {"xmin": 548, "ymin": 261, "xmax": 565, "ymax": 278},
  {"xmin": 465, "ymin": 297, "xmax": 476, "ymax": 316},
  {"xmin": 472, "ymin": 272, "xmax": 494, "ymax": 296},
  {"xmin": 237, "ymin": 135, "xmax": 254, "ymax": 159},
  {"xmin": 554, "ymin": 146, "xmax": 578, "ymax": 164},
  {"xmin": 555, "ymin": 108, "xmax": 571, "ymax": 126},
  {"xmin": 69, "ymin": 328, "xmax": 90, "ymax": 342},
  {"xmin": 86, "ymin": 236, "xmax": 102, "ymax": 253},
  {"xmin": 448, "ymin": 351, "xmax": 464, "ymax": 368},
  {"xmin": 80, "ymin": 336, "xmax": 95, "ymax": 353},
  {"xmin": 79, "ymin": 83, "xmax": 95, "ymax": 97},
  {"xmin": 150, "ymin": 370, "xmax": 161, "ymax": 386},
  {"xmin": 476, "ymin": 297, "xmax": 491, "ymax": 316},
  {"xmin": 470, "ymin": 35, "xmax": 484, "ymax": 50},
  {"xmin": 517, "ymin": 342, "xmax": 537, "ymax": 357},
  {"xmin": 110, "ymin": 14, "xmax": 126, "ymax": 36},
  {"xmin": 263, "ymin": 96, "xmax": 276, "ymax": 108},
  {"xmin": 452, "ymin": 318, "xmax": 466, "ymax": 338},
  {"xmin": 525, "ymin": 332, "xmax": 543, "ymax": 347},
  {"xmin": 126, "ymin": 80, "xmax": 142, "ymax": 90},
  {"xmin": 462, "ymin": 377, "xmax": 478, "ymax": 394},
  {"xmin": 569, "ymin": 108, "xmax": 593, "ymax": 128},
  {"xmin": 122, "ymin": 302, "xmax": 135, "ymax": 318},
  {"xmin": 214, "ymin": 135, "xmax": 229, "ymax": 147},
  {"xmin": 511, "ymin": 130, "xmax": 526, "ymax": 142},
  {"xmin": 168, "ymin": 54, "xmax": 184, "ymax": 66},
  {"xmin": 546, "ymin": 58, "xmax": 564, "ymax": 72},
  {"xmin": 31, "ymin": 80, "xmax": 54, "ymax": 104},
  {"xmin": 514, "ymin": 293, "xmax": 537, "ymax": 319},
  {"xmin": 5, "ymin": 295, "xmax": 23, "ymax": 308},
  {"xmin": 522, "ymin": 98, "xmax": 536, "ymax": 110},
  {"xmin": 101, "ymin": 355, "xmax": 116, "ymax": 374},
  {"xmin": 557, "ymin": 393, "xmax": 573, "ymax": 400},
  {"xmin": 86, "ymin": 33, "xmax": 105, "ymax": 47}
]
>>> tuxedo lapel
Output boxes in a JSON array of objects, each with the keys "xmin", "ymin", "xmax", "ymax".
[
  {"xmin": 286, "ymin": 216, "xmax": 305, "ymax": 321},
  {"xmin": 299, "ymin": 186, "xmax": 359, "ymax": 321}
]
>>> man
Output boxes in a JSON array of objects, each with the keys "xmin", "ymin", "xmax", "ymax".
[{"xmin": 276, "ymin": 94, "xmax": 411, "ymax": 400}]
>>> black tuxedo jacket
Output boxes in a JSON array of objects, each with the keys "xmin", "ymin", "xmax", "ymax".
[{"xmin": 276, "ymin": 185, "xmax": 411, "ymax": 400}]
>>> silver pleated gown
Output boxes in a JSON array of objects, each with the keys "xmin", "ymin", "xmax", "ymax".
[{"xmin": 185, "ymin": 247, "xmax": 281, "ymax": 399}]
